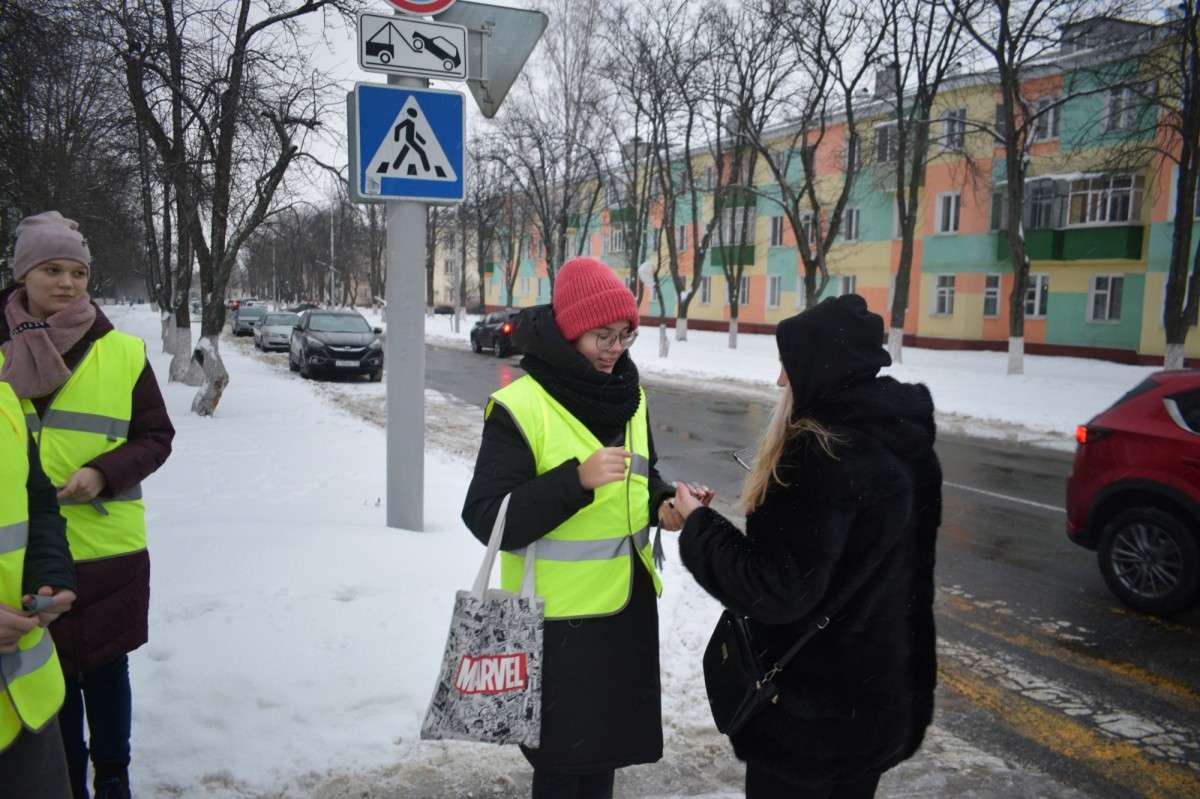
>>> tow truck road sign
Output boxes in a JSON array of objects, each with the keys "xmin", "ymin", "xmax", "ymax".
[
  {"xmin": 348, "ymin": 83, "xmax": 464, "ymax": 204},
  {"xmin": 358, "ymin": 13, "xmax": 467, "ymax": 81}
]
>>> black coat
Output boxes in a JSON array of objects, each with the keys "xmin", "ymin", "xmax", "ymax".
[
  {"xmin": 461, "ymin": 306, "xmax": 673, "ymax": 773},
  {"xmin": 23, "ymin": 436, "xmax": 75, "ymax": 596},
  {"xmin": 680, "ymin": 296, "xmax": 941, "ymax": 785}
]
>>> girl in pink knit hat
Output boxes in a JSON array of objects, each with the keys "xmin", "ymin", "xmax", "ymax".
[{"xmin": 461, "ymin": 257, "xmax": 711, "ymax": 798}]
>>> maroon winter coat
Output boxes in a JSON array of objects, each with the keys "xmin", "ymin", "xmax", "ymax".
[{"xmin": 0, "ymin": 286, "xmax": 174, "ymax": 674}]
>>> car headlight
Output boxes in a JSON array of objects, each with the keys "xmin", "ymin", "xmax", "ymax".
[
  {"xmin": 306, "ymin": 336, "xmax": 327, "ymax": 350},
  {"xmin": 369, "ymin": 338, "xmax": 382, "ymax": 350}
]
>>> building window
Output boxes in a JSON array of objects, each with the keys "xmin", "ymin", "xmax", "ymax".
[
  {"xmin": 1068, "ymin": 174, "xmax": 1144, "ymax": 225},
  {"xmin": 1089, "ymin": 274, "xmax": 1124, "ymax": 322},
  {"xmin": 739, "ymin": 275, "xmax": 750, "ymax": 306},
  {"xmin": 703, "ymin": 166, "xmax": 715, "ymax": 191},
  {"xmin": 538, "ymin": 277, "xmax": 547, "ymax": 298},
  {"xmin": 604, "ymin": 181, "xmax": 622, "ymax": 207},
  {"xmin": 719, "ymin": 207, "xmax": 747, "ymax": 243},
  {"xmin": 942, "ymin": 108, "xmax": 967, "ymax": 149},
  {"xmin": 676, "ymin": 224, "xmax": 688, "ymax": 252},
  {"xmin": 770, "ymin": 216, "xmax": 785, "ymax": 247},
  {"xmin": 1025, "ymin": 273, "xmax": 1050, "ymax": 318},
  {"xmin": 536, "ymin": 239, "xmax": 545, "ymax": 259},
  {"xmin": 603, "ymin": 228, "xmax": 626, "ymax": 255},
  {"xmin": 1028, "ymin": 179, "xmax": 1060, "ymax": 229},
  {"xmin": 1105, "ymin": 86, "xmax": 1142, "ymax": 132},
  {"xmin": 936, "ymin": 193, "xmax": 961, "ymax": 234},
  {"xmin": 842, "ymin": 208, "xmax": 861, "ymax": 241},
  {"xmin": 875, "ymin": 123, "xmax": 898, "ymax": 162},
  {"xmin": 768, "ymin": 275, "xmax": 782, "ymax": 308},
  {"xmin": 933, "ymin": 274, "xmax": 955, "ymax": 315},
  {"xmin": 800, "ymin": 213, "xmax": 819, "ymax": 246},
  {"xmin": 699, "ymin": 275, "xmax": 711, "ymax": 305},
  {"xmin": 994, "ymin": 103, "xmax": 1007, "ymax": 141},
  {"xmin": 520, "ymin": 276, "xmax": 531, "ymax": 296},
  {"xmin": 840, "ymin": 274, "xmax": 857, "ymax": 296},
  {"xmin": 844, "ymin": 133, "xmax": 862, "ymax": 171},
  {"xmin": 1032, "ymin": 96, "xmax": 1061, "ymax": 141},
  {"xmin": 984, "ymin": 274, "xmax": 1002, "ymax": 317}
]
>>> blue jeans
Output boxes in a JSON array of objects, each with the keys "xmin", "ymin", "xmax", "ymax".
[{"xmin": 60, "ymin": 655, "xmax": 132, "ymax": 799}]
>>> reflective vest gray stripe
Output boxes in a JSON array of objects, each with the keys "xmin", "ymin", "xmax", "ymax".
[
  {"xmin": 0, "ymin": 521, "xmax": 28, "ymax": 555},
  {"xmin": 629, "ymin": 454, "xmax": 650, "ymax": 478},
  {"xmin": 25, "ymin": 414, "xmax": 39, "ymax": 434},
  {"xmin": 39, "ymin": 409, "xmax": 130, "ymax": 441},
  {"xmin": 58, "ymin": 484, "xmax": 144, "ymax": 515},
  {"xmin": 518, "ymin": 525, "xmax": 651, "ymax": 562},
  {"xmin": 0, "ymin": 630, "xmax": 54, "ymax": 683}
]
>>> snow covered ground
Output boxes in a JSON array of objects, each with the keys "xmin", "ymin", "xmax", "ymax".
[
  {"xmin": 412, "ymin": 310, "xmax": 1163, "ymax": 451},
  {"xmin": 103, "ymin": 305, "xmax": 1088, "ymax": 797}
]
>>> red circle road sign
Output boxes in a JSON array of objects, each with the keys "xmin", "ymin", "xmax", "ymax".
[{"xmin": 385, "ymin": 0, "xmax": 457, "ymax": 14}]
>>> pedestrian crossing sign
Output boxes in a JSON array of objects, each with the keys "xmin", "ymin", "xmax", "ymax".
[{"xmin": 349, "ymin": 83, "xmax": 464, "ymax": 203}]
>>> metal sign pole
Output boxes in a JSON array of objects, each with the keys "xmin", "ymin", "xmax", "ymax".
[{"xmin": 385, "ymin": 74, "xmax": 429, "ymax": 531}]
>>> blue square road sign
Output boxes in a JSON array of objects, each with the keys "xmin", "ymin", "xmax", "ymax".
[{"xmin": 350, "ymin": 83, "xmax": 464, "ymax": 203}]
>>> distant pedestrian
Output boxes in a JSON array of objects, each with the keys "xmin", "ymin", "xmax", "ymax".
[
  {"xmin": 0, "ymin": 377, "xmax": 77, "ymax": 798},
  {"xmin": 462, "ymin": 257, "xmax": 707, "ymax": 799},
  {"xmin": 671, "ymin": 295, "xmax": 943, "ymax": 799},
  {"xmin": 0, "ymin": 211, "xmax": 175, "ymax": 799}
]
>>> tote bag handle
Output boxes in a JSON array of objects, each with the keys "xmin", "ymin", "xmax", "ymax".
[{"xmin": 470, "ymin": 494, "xmax": 537, "ymax": 600}]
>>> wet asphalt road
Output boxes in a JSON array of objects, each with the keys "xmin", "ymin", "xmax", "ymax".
[{"xmin": 428, "ymin": 344, "xmax": 1200, "ymax": 798}]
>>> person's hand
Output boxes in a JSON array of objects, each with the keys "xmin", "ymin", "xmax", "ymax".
[
  {"xmin": 658, "ymin": 497, "xmax": 685, "ymax": 531},
  {"xmin": 578, "ymin": 448, "xmax": 633, "ymax": 490},
  {"xmin": 681, "ymin": 482, "xmax": 714, "ymax": 507},
  {"xmin": 57, "ymin": 467, "xmax": 105, "ymax": 503},
  {"xmin": 22, "ymin": 586, "xmax": 76, "ymax": 627},
  {"xmin": 672, "ymin": 481, "xmax": 707, "ymax": 521},
  {"xmin": 0, "ymin": 602, "xmax": 39, "ymax": 653}
]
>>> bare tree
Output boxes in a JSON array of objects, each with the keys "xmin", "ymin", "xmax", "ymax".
[
  {"xmin": 948, "ymin": 0, "xmax": 1123, "ymax": 374},
  {"xmin": 878, "ymin": 0, "xmax": 966, "ymax": 362},
  {"xmin": 100, "ymin": 0, "xmax": 362, "ymax": 414},
  {"xmin": 463, "ymin": 144, "xmax": 506, "ymax": 312},
  {"xmin": 496, "ymin": 194, "xmax": 533, "ymax": 309}
]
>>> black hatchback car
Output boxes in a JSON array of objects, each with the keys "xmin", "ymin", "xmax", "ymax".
[
  {"xmin": 288, "ymin": 310, "xmax": 384, "ymax": 381},
  {"xmin": 471, "ymin": 310, "xmax": 522, "ymax": 357}
]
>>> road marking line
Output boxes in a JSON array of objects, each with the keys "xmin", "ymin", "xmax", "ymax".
[
  {"xmin": 944, "ymin": 480, "xmax": 1065, "ymax": 513},
  {"xmin": 940, "ymin": 595, "xmax": 1200, "ymax": 711},
  {"xmin": 939, "ymin": 659, "xmax": 1200, "ymax": 798}
]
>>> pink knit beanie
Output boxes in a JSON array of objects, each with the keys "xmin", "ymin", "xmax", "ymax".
[
  {"xmin": 12, "ymin": 211, "xmax": 91, "ymax": 281},
  {"xmin": 552, "ymin": 257, "xmax": 640, "ymax": 341}
]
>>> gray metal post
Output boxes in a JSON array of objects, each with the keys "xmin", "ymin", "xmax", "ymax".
[{"xmin": 385, "ymin": 74, "xmax": 429, "ymax": 531}]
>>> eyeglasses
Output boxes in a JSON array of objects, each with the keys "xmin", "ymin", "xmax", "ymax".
[{"xmin": 591, "ymin": 329, "xmax": 638, "ymax": 352}]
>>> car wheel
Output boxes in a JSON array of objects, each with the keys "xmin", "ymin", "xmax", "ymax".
[
  {"xmin": 443, "ymin": 59, "xmax": 455, "ymax": 71},
  {"xmin": 471, "ymin": 335, "xmax": 482, "ymax": 354},
  {"xmin": 412, "ymin": 37, "xmax": 424, "ymax": 51},
  {"xmin": 289, "ymin": 349, "xmax": 299, "ymax": 372},
  {"xmin": 369, "ymin": 369, "xmax": 382, "ymax": 382},
  {"xmin": 299, "ymin": 351, "xmax": 312, "ymax": 379},
  {"xmin": 1099, "ymin": 506, "xmax": 1200, "ymax": 615},
  {"xmin": 495, "ymin": 340, "xmax": 508, "ymax": 358}
]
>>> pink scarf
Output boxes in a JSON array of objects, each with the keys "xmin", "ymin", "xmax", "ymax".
[{"xmin": 1, "ymin": 288, "xmax": 97, "ymax": 399}]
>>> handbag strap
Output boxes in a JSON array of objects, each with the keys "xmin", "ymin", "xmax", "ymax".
[
  {"xmin": 761, "ymin": 531, "xmax": 905, "ymax": 684},
  {"xmin": 470, "ymin": 494, "xmax": 538, "ymax": 600}
]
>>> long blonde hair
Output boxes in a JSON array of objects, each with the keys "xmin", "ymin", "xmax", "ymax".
[{"xmin": 740, "ymin": 388, "xmax": 842, "ymax": 515}]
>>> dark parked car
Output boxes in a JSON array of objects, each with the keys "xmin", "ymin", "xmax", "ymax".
[
  {"xmin": 1066, "ymin": 369, "xmax": 1200, "ymax": 614},
  {"xmin": 288, "ymin": 309, "xmax": 384, "ymax": 381},
  {"xmin": 231, "ymin": 305, "xmax": 267, "ymax": 335},
  {"xmin": 288, "ymin": 302, "xmax": 322, "ymax": 313},
  {"xmin": 471, "ymin": 310, "xmax": 522, "ymax": 357}
]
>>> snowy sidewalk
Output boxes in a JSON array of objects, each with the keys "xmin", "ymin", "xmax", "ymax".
[
  {"xmin": 411, "ymin": 310, "xmax": 1164, "ymax": 451},
  {"xmin": 107, "ymin": 306, "xmax": 1083, "ymax": 797}
]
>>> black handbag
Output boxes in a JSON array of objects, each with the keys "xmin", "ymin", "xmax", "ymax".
[{"xmin": 702, "ymin": 534, "xmax": 903, "ymax": 736}]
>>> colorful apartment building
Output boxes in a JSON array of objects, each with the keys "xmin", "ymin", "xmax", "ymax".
[{"xmin": 465, "ymin": 20, "xmax": 1199, "ymax": 366}]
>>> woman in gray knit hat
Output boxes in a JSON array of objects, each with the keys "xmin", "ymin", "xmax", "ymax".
[{"xmin": 1, "ymin": 211, "xmax": 175, "ymax": 799}]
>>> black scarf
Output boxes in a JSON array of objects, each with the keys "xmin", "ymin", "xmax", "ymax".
[{"xmin": 512, "ymin": 305, "xmax": 642, "ymax": 432}]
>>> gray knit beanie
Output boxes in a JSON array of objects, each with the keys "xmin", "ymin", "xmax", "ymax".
[{"xmin": 12, "ymin": 211, "xmax": 91, "ymax": 281}]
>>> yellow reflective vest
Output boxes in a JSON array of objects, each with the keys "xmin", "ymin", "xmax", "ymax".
[
  {"xmin": 0, "ymin": 380, "xmax": 66, "ymax": 753},
  {"xmin": 488, "ymin": 375, "xmax": 662, "ymax": 619},
  {"xmin": 0, "ymin": 331, "xmax": 147, "ymax": 563}
]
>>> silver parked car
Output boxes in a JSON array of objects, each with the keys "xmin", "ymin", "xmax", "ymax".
[
  {"xmin": 231, "ymin": 305, "xmax": 267, "ymax": 335},
  {"xmin": 254, "ymin": 312, "xmax": 300, "ymax": 351}
]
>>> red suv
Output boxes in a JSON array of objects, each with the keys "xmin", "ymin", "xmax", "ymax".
[{"xmin": 1067, "ymin": 370, "xmax": 1200, "ymax": 615}]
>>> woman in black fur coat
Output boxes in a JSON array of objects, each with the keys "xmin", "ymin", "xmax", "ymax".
[{"xmin": 671, "ymin": 295, "xmax": 943, "ymax": 799}]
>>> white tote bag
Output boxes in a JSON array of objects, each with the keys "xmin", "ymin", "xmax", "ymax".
[{"xmin": 420, "ymin": 494, "xmax": 544, "ymax": 747}]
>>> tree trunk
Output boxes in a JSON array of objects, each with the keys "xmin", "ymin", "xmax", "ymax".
[
  {"xmin": 169, "ymin": 323, "xmax": 201, "ymax": 385},
  {"xmin": 189, "ymin": 336, "xmax": 228, "ymax": 416},
  {"xmin": 887, "ymin": 327, "xmax": 904, "ymax": 364},
  {"xmin": 658, "ymin": 323, "xmax": 669, "ymax": 358},
  {"xmin": 675, "ymin": 316, "xmax": 688, "ymax": 342},
  {"xmin": 728, "ymin": 317, "xmax": 739, "ymax": 349},
  {"xmin": 1007, "ymin": 336, "xmax": 1025, "ymax": 376},
  {"xmin": 161, "ymin": 312, "xmax": 174, "ymax": 354},
  {"xmin": 1165, "ymin": 342, "xmax": 1186, "ymax": 370}
]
